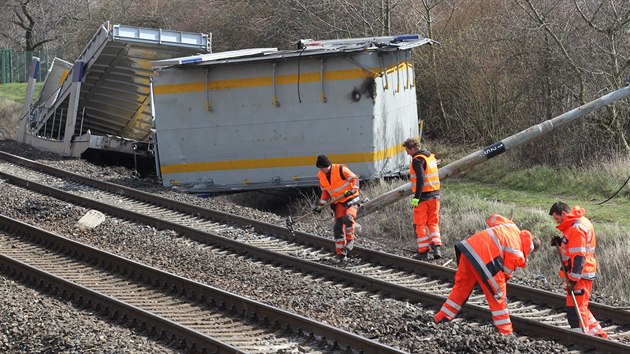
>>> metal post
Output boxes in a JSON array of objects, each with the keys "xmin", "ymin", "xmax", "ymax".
[
  {"xmin": 45, "ymin": 111, "xmax": 49, "ymax": 138},
  {"xmin": 57, "ymin": 108, "xmax": 64, "ymax": 140},
  {"xmin": 205, "ymin": 68, "xmax": 212, "ymax": 111},
  {"xmin": 380, "ymin": 55, "xmax": 388, "ymax": 90},
  {"xmin": 79, "ymin": 106, "xmax": 86, "ymax": 135},
  {"xmin": 9, "ymin": 49, "xmax": 13, "ymax": 83},
  {"xmin": 17, "ymin": 57, "xmax": 40, "ymax": 143},
  {"xmin": 22, "ymin": 51, "xmax": 26, "ymax": 82},
  {"xmin": 320, "ymin": 59, "xmax": 327, "ymax": 103},
  {"xmin": 272, "ymin": 62, "xmax": 279, "ymax": 107},
  {"xmin": 396, "ymin": 51, "xmax": 400, "ymax": 93},
  {"xmin": 63, "ymin": 61, "xmax": 84, "ymax": 155},
  {"xmin": 1, "ymin": 49, "xmax": 6, "ymax": 84}
]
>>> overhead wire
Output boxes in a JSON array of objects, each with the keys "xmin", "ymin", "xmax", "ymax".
[{"xmin": 597, "ymin": 174, "xmax": 630, "ymax": 205}]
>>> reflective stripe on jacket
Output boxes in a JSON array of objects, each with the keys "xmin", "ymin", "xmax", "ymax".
[
  {"xmin": 318, "ymin": 164, "xmax": 358, "ymax": 204},
  {"xmin": 557, "ymin": 206, "xmax": 597, "ymax": 281},
  {"xmin": 410, "ymin": 153, "xmax": 440, "ymax": 193},
  {"xmin": 455, "ymin": 213, "xmax": 528, "ymax": 298}
]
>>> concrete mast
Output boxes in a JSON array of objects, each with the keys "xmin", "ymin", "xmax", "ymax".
[{"xmin": 357, "ymin": 84, "xmax": 630, "ymax": 219}]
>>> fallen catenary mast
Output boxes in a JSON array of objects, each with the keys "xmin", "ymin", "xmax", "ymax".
[{"xmin": 357, "ymin": 83, "xmax": 630, "ymax": 219}]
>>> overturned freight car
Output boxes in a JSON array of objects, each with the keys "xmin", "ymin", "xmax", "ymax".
[
  {"xmin": 17, "ymin": 22, "xmax": 210, "ymax": 157},
  {"xmin": 151, "ymin": 35, "xmax": 434, "ymax": 192}
]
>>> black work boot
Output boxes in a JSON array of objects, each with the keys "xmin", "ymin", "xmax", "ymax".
[
  {"xmin": 412, "ymin": 251, "xmax": 429, "ymax": 261},
  {"xmin": 431, "ymin": 244, "xmax": 442, "ymax": 259},
  {"xmin": 337, "ymin": 249, "xmax": 348, "ymax": 261},
  {"xmin": 343, "ymin": 239, "xmax": 355, "ymax": 253}
]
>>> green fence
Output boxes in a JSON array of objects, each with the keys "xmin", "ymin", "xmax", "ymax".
[{"xmin": 1, "ymin": 48, "xmax": 59, "ymax": 84}]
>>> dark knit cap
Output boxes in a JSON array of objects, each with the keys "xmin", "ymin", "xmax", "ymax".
[{"xmin": 316, "ymin": 155, "xmax": 331, "ymax": 168}]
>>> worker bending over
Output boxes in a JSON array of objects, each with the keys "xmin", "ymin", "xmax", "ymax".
[{"xmin": 434, "ymin": 213, "xmax": 540, "ymax": 335}]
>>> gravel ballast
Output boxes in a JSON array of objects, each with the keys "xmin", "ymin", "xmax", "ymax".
[{"xmin": 0, "ymin": 139, "xmax": 585, "ymax": 353}]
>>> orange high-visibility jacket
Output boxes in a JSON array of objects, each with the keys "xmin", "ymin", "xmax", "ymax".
[
  {"xmin": 410, "ymin": 153, "xmax": 440, "ymax": 193},
  {"xmin": 318, "ymin": 164, "xmax": 358, "ymax": 204},
  {"xmin": 556, "ymin": 206, "xmax": 598, "ymax": 281},
  {"xmin": 456, "ymin": 213, "xmax": 533, "ymax": 298}
]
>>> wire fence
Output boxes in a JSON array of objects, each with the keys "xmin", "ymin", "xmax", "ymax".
[{"xmin": 0, "ymin": 48, "xmax": 60, "ymax": 84}]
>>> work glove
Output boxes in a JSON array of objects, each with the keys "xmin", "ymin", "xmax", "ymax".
[
  {"xmin": 550, "ymin": 236, "xmax": 563, "ymax": 247},
  {"xmin": 411, "ymin": 198, "xmax": 420, "ymax": 208},
  {"xmin": 564, "ymin": 280, "xmax": 577, "ymax": 292},
  {"xmin": 313, "ymin": 200, "xmax": 327, "ymax": 213},
  {"xmin": 343, "ymin": 190, "xmax": 355, "ymax": 197}
]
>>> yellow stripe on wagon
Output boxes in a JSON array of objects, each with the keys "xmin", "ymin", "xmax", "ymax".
[
  {"xmin": 160, "ymin": 143, "xmax": 406, "ymax": 175},
  {"xmin": 153, "ymin": 63, "xmax": 412, "ymax": 95}
]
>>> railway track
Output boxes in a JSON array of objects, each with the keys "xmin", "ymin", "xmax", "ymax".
[
  {"xmin": 0, "ymin": 214, "xmax": 402, "ymax": 354},
  {"xmin": 1, "ymin": 150, "xmax": 630, "ymax": 353}
]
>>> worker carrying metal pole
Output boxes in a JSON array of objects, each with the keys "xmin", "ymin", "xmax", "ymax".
[
  {"xmin": 549, "ymin": 202, "xmax": 608, "ymax": 338},
  {"xmin": 402, "ymin": 138, "xmax": 443, "ymax": 260},
  {"xmin": 313, "ymin": 155, "xmax": 362, "ymax": 262},
  {"xmin": 356, "ymin": 84, "xmax": 630, "ymax": 220}
]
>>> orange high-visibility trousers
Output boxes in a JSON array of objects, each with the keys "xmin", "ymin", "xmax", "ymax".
[
  {"xmin": 566, "ymin": 279, "xmax": 608, "ymax": 338},
  {"xmin": 435, "ymin": 255, "xmax": 513, "ymax": 334},
  {"xmin": 333, "ymin": 204, "xmax": 357, "ymax": 255},
  {"xmin": 413, "ymin": 198, "xmax": 442, "ymax": 253}
]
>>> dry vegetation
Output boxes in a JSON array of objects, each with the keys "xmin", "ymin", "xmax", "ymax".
[
  {"xmin": 291, "ymin": 169, "xmax": 630, "ymax": 303},
  {"xmin": 1, "ymin": 0, "xmax": 629, "ymax": 167},
  {"xmin": 1, "ymin": 0, "xmax": 629, "ymax": 303},
  {"xmin": 0, "ymin": 98, "xmax": 20, "ymax": 140}
]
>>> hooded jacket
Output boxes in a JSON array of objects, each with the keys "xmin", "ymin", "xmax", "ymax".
[{"xmin": 556, "ymin": 206, "xmax": 597, "ymax": 281}]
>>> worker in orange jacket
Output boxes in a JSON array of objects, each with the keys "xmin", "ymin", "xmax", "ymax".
[
  {"xmin": 402, "ymin": 138, "xmax": 442, "ymax": 260},
  {"xmin": 434, "ymin": 213, "xmax": 540, "ymax": 335},
  {"xmin": 315, "ymin": 155, "xmax": 360, "ymax": 261},
  {"xmin": 549, "ymin": 202, "xmax": 608, "ymax": 338}
]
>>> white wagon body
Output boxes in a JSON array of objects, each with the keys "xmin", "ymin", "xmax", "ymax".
[{"xmin": 152, "ymin": 35, "xmax": 434, "ymax": 192}]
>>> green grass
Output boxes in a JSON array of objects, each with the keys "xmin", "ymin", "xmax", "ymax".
[
  {"xmin": 459, "ymin": 153, "xmax": 630, "ymax": 200},
  {"xmin": 289, "ymin": 150, "xmax": 630, "ymax": 302},
  {"xmin": 0, "ymin": 82, "xmax": 43, "ymax": 139},
  {"xmin": 0, "ymin": 82, "xmax": 42, "ymax": 103},
  {"xmin": 443, "ymin": 179, "xmax": 630, "ymax": 226}
]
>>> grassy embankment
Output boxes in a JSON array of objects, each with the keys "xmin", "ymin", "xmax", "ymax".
[
  {"xmin": 353, "ymin": 145, "xmax": 630, "ymax": 303},
  {"xmin": 0, "ymin": 82, "xmax": 42, "ymax": 139},
  {"xmin": 3, "ymin": 81, "xmax": 629, "ymax": 303}
]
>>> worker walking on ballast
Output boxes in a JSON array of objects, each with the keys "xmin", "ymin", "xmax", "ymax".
[
  {"xmin": 549, "ymin": 202, "xmax": 608, "ymax": 338},
  {"xmin": 402, "ymin": 138, "xmax": 442, "ymax": 260},
  {"xmin": 434, "ymin": 213, "xmax": 540, "ymax": 335},
  {"xmin": 314, "ymin": 155, "xmax": 360, "ymax": 261}
]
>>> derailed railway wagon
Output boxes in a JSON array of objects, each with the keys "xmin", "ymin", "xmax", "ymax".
[
  {"xmin": 16, "ymin": 22, "xmax": 210, "ymax": 158},
  {"xmin": 151, "ymin": 35, "xmax": 435, "ymax": 192}
]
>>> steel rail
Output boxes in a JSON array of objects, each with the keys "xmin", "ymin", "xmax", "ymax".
[
  {"xmin": 0, "ymin": 150, "xmax": 625, "ymax": 324},
  {"xmin": 1, "ymin": 152, "xmax": 630, "ymax": 352},
  {"xmin": 0, "ymin": 214, "xmax": 404, "ymax": 354}
]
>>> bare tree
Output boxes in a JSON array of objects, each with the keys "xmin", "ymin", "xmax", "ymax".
[
  {"xmin": 511, "ymin": 0, "xmax": 588, "ymax": 104},
  {"xmin": 411, "ymin": 0, "xmax": 454, "ymax": 136},
  {"xmin": 572, "ymin": 0, "xmax": 630, "ymax": 150},
  {"xmin": 510, "ymin": 0, "xmax": 630, "ymax": 152},
  {"xmin": 4, "ymin": 0, "xmax": 54, "ymax": 51},
  {"xmin": 0, "ymin": 0, "xmax": 93, "ymax": 56}
]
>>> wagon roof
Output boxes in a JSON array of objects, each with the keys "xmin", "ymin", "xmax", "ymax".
[{"xmin": 151, "ymin": 34, "xmax": 435, "ymax": 68}]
